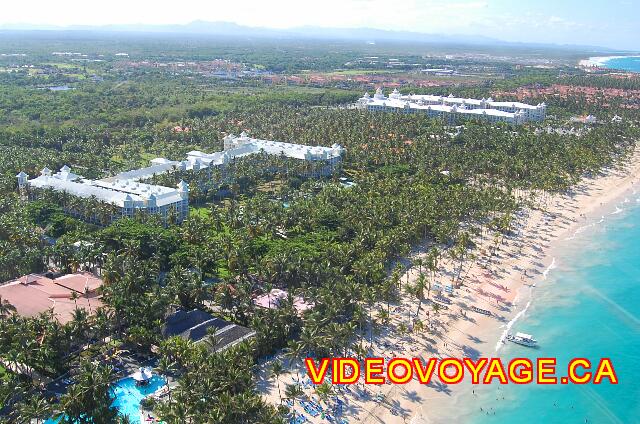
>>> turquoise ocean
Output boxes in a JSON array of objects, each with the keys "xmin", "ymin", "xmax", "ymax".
[
  {"xmin": 600, "ymin": 56, "xmax": 640, "ymax": 73},
  {"xmin": 466, "ymin": 194, "xmax": 640, "ymax": 424}
]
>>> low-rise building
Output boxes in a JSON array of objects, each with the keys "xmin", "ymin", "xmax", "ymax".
[
  {"xmin": 253, "ymin": 288, "xmax": 314, "ymax": 314},
  {"xmin": 161, "ymin": 309, "xmax": 255, "ymax": 352},
  {"xmin": 570, "ymin": 115, "xmax": 598, "ymax": 124},
  {"xmin": 0, "ymin": 272, "xmax": 103, "ymax": 324}
]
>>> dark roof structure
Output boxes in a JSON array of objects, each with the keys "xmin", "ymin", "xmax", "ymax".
[{"xmin": 161, "ymin": 309, "xmax": 255, "ymax": 352}]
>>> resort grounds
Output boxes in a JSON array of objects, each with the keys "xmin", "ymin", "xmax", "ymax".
[{"xmin": 256, "ymin": 145, "xmax": 640, "ymax": 424}]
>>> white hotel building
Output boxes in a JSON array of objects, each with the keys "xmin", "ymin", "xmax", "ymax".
[
  {"xmin": 357, "ymin": 88, "xmax": 546, "ymax": 125},
  {"xmin": 18, "ymin": 165, "xmax": 190, "ymax": 224},
  {"xmin": 17, "ymin": 133, "xmax": 344, "ymax": 224},
  {"xmin": 189, "ymin": 132, "xmax": 344, "ymax": 177}
]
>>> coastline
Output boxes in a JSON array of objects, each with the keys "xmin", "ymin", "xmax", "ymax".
[
  {"xmin": 578, "ymin": 55, "xmax": 621, "ymax": 68},
  {"xmin": 399, "ymin": 146, "xmax": 640, "ymax": 424},
  {"xmin": 578, "ymin": 54, "xmax": 640, "ymax": 69},
  {"xmin": 257, "ymin": 146, "xmax": 640, "ymax": 424}
]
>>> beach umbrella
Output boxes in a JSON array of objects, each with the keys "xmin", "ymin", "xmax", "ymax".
[{"xmin": 132, "ymin": 367, "xmax": 153, "ymax": 382}]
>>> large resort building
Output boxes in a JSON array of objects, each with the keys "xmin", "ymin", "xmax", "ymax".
[
  {"xmin": 189, "ymin": 132, "xmax": 344, "ymax": 178},
  {"xmin": 17, "ymin": 133, "xmax": 344, "ymax": 224},
  {"xmin": 19, "ymin": 165, "xmax": 190, "ymax": 225},
  {"xmin": 357, "ymin": 88, "xmax": 546, "ymax": 125}
]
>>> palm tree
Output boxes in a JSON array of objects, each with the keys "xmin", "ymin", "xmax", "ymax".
[
  {"xmin": 431, "ymin": 303, "xmax": 441, "ymax": 320},
  {"xmin": 270, "ymin": 360, "xmax": 285, "ymax": 405},
  {"xmin": 13, "ymin": 394, "xmax": 51, "ymax": 424},
  {"xmin": 451, "ymin": 231, "xmax": 472, "ymax": 287},
  {"xmin": 410, "ymin": 273, "xmax": 427, "ymax": 324},
  {"xmin": 425, "ymin": 248, "xmax": 439, "ymax": 300},
  {"xmin": 284, "ymin": 340, "xmax": 304, "ymax": 368},
  {"xmin": 0, "ymin": 295, "xmax": 16, "ymax": 319},
  {"xmin": 56, "ymin": 361, "xmax": 118, "ymax": 423},
  {"xmin": 284, "ymin": 383, "xmax": 304, "ymax": 416},
  {"xmin": 314, "ymin": 382, "xmax": 333, "ymax": 405}
]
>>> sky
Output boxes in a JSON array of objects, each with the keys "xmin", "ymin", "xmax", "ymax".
[{"xmin": 1, "ymin": 0, "xmax": 638, "ymax": 50}]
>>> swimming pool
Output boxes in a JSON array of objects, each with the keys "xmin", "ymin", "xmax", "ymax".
[
  {"xmin": 46, "ymin": 375, "xmax": 166, "ymax": 424},
  {"xmin": 111, "ymin": 375, "xmax": 166, "ymax": 423}
]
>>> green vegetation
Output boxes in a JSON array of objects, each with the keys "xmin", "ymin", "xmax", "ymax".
[{"xmin": 0, "ymin": 32, "xmax": 638, "ymax": 423}]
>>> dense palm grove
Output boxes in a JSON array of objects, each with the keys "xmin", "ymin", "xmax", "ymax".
[{"xmin": 1, "ymin": 35, "xmax": 639, "ymax": 422}]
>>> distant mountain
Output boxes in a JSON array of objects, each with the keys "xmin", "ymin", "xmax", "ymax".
[
  {"xmin": 288, "ymin": 26, "xmax": 505, "ymax": 46},
  {"xmin": 0, "ymin": 20, "xmax": 617, "ymax": 52}
]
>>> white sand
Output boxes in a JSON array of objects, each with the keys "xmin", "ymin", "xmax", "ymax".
[
  {"xmin": 257, "ymin": 146, "xmax": 640, "ymax": 424},
  {"xmin": 578, "ymin": 55, "xmax": 640, "ymax": 68}
]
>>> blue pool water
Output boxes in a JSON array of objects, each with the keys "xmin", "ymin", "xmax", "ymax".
[
  {"xmin": 600, "ymin": 56, "xmax": 640, "ymax": 73},
  {"xmin": 468, "ymin": 195, "xmax": 640, "ymax": 423},
  {"xmin": 46, "ymin": 375, "xmax": 166, "ymax": 424},
  {"xmin": 111, "ymin": 375, "xmax": 166, "ymax": 423}
]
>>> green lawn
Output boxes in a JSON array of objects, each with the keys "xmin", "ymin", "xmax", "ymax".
[{"xmin": 190, "ymin": 206, "xmax": 210, "ymax": 218}]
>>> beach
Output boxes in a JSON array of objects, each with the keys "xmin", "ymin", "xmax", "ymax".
[
  {"xmin": 578, "ymin": 56, "xmax": 615, "ymax": 68},
  {"xmin": 578, "ymin": 56, "xmax": 625, "ymax": 68},
  {"xmin": 257, "ymin": 146, "xmax": 640, "ymax": 424},
  {"xmin": 579, "ymin": 55, "xmax": 640, "ymax": 72}
]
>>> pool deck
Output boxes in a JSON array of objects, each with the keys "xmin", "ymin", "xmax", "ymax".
[{"xmin": 137, "ymin": 375, "xmax": 178, "ymax": 423}]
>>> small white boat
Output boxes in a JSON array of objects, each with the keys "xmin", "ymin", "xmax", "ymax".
[{"xmin": 506, "ymin": 332, "xmax": 537, "ymax": 347}]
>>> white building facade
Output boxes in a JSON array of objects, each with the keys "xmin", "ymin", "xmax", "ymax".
[
  {"xmin": 20, "ymin": 165, "xmax": 189, "ymax": 224},
  {"xmin": 186, "ymin": 132, "xmax": 344, "ymax": 177},
  {"xmin": 357, "ymin": 88, "xmax": 546, "ymax": 125},
  {"xmin": 17, "ymin": 133, "xmax": 344, "ymax": 224}
]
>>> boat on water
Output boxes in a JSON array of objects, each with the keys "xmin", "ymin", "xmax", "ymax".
[{"xmin": 506, "ymin": 332, "xmax": 538, "ymax": 347}]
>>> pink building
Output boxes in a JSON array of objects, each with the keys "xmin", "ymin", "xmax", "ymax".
[
  {"xmin": 253, "ymin": 289, "xmax": 314, "ymax": 314},
  {"xmin": 0, "ymin": 272, "xmax": 103, "ymax": 324}
]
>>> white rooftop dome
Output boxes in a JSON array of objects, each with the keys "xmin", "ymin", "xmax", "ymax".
[{"xmin": 177, "ymin": 180, "xmax": 189, "ymax": 191}]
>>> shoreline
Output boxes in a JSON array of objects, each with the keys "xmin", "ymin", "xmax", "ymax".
[
  {"xmin": 405, "ymin": 146, "xmax": 640, "ymax": 424},
  {"xmin": 578, "ymin": 54, "xmax": 640, "ymax": 69},
  {"xmin": 256, "ymin": 146, "xmax": 640, "ymax": 424}
]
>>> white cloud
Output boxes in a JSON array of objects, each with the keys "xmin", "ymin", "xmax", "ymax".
[
  {"xmin": 0, "ymin": 0, "xmax": 635, "ymax": 49},
  {"xmin": 0, "ymin": 0, "xmax": 493, "ymax": 32}
]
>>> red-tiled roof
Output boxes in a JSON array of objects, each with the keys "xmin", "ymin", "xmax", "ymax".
[
  {"xmin": 0, "ymin": 272, "xmax": 104, "ymax": 324},
  {"xmin": 54, "ymin": 272, "xmax": 102, "ymax": 293}
]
